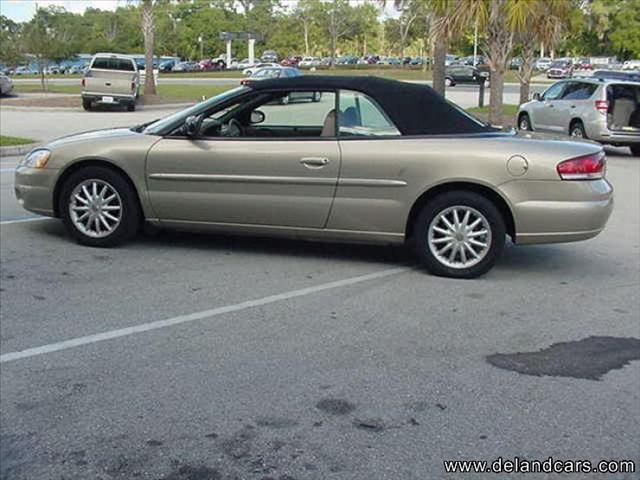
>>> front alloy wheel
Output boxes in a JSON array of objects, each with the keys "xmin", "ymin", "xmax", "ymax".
[
  {"xmin": 69, "ymin": 179, "xmax": 122, "ymax": 239},
  {"xmin": 60, "ymin": 166, "xmax": 140, "ymax": 247}
]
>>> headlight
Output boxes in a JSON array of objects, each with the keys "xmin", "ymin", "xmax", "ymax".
[{"xmin": 20, "ymin": 149, "xmax": 51, "ymax": 169}]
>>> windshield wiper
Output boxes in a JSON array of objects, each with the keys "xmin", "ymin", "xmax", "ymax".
[{"xmin": 131, "ymin": 119, "xmax": 160, "ymax": 133}]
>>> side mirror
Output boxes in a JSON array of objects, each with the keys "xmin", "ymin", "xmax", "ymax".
[
  {"xmin": 532, "ymin": 92, "xmax": 542, "ymax": 101},
  {"xmin": 250, "ymin": 110, "xmax": 265, "ymax": 124},
  {"xmin": 184, "ymin": 115, "xmax": 202, "ymax": 137}
]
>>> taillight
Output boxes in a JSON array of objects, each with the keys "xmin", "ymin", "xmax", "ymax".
[
  {"xmin": 81, "ymin": 78, "xmax": 85, "ymax": 87},
  {"xmin": 557, "ymin": 151, "xmax": 605, "ymax": 180},
  {"xmin": 131, "ymin": 81, "xmax": 136, "ymax": 91},
  {"xmin": 595, "ymin": 100, "xmax": 608, "ymax": 114}
]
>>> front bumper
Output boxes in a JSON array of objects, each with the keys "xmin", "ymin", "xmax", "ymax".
[
  {"xmin": 500, "ymin": 178, "xmax": 614, "ymax": 245},
  {"xmin": 14, "ymin": 166, "xmax": 59, "ymax": 216}
]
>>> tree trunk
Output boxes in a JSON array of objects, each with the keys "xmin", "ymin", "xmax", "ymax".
[
  {"xmin": 39, "ymin": 57, "xmax": 46, "ymax": 91},
  {"xmin": 489, "ymin": 67, "xmax": 504, "ymax": 125},
  {"xmin": 330, "ymin": 35, "xmax": 336, "ymax": 69},
  {"xmin": 432, "ymin": 39, "xmax": 447, "ymax": 96},
  {"xmin": 517, "ymin": 40, "xmax": 536, "ymax": 105},
  {"xmin": 142, "ymin": 0, "xmax": 156, "ymax": 96},
  {"xmin": 484, "ymin": 0, "xmax": 512, "ymax": 126},
  {"xmin": 303, "ymin": 22, "xmax": 310, "ymax": 57}
]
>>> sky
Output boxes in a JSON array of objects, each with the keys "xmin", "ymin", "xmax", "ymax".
[{"xmin": 0, "ymin": 0, "xmax": 399, "ymax": 22}]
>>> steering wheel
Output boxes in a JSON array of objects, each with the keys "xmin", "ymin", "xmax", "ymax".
[{"xmin": 223, "ymin": 118, "xmax": 243, "ymax": 137}]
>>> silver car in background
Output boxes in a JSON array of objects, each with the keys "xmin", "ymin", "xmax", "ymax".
[
  {"xmin": 518, "ymin": 77, "xmax": 640, "ymax": 156},
  {"xmin": 81, "ymin": 53, "xmax": 139, "ymax": 111},
  {"xmin": 0, "ymin": 75, "xmax": 13, "ymax": 96}
]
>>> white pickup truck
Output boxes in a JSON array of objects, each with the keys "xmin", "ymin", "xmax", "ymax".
[{"xmin": 81, "ymin": 53, "xmax": 139, "ymax": 111}]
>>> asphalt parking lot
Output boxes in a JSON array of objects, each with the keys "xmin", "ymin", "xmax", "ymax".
[{"xmin": 1, "ymin": 106, "xmax": 639, "ymax": 479}]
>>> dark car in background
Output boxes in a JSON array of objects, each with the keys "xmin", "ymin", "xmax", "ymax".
[
  {"xmin": 445, "ymin": 64, "xmax": 489, "ymax": 86},
  {"xmin": 159, "ymin": 60, "xmax": 175, "ymax": 72}
]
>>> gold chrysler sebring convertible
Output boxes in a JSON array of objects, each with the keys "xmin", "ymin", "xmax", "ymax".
[{"xmin": 15, "ymin": 76, "xmax": 613, "ymax": 278}]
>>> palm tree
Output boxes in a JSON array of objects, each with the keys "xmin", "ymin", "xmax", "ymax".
[
  {"xmin": 451, "ymin": 0, "xmax": 531, "ymax": 125},
  {"xmin": 141, "ymin": 0, "xmax": 157, "ymax": 96},
  {"xmin": 428, "ymin": 0, "xmax": 462, "ymax": 96}
]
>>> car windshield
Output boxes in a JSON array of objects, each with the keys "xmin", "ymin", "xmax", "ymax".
[
  {"xmin": 551, "ymin": 61, "xmax": 569, "ymax": 67},
  {"xmin": 142, "ymin": 86, "xmax": 248, "ymax": 135}
]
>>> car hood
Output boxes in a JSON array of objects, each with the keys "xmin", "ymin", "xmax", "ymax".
[{"xmin": 46, "ymin": 127, "xmax": 140, "ymax": 149}]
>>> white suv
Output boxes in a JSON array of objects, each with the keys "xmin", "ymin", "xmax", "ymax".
[{"xmin": 517, "ymin": 78, "xmax": 640, "ymax": 156}]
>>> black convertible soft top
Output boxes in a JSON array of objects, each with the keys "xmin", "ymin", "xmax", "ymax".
[{"xmin": 247, "ymin": 75, "xmax": 493, "ymax": 135}]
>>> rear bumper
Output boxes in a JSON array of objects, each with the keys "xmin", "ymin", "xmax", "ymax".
[
  {"xmin": 500, "ymin": 178, "xmax": 614, "ymax": 245},
  {"xmin": 591, "ymin": 130, "xmax": 640, "ymax": 146},
  {"xmin": 81, "ymin": 92, "xmax": 135, "ymax": 104}
]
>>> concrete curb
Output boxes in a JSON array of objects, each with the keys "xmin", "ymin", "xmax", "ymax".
[
  {"xmin": 0, "ymin": 142, "xmax": 41, "ymax": 157},
  {"xmin": 0, "ymin": 102, "xmax": 192, "ymax": 112}
]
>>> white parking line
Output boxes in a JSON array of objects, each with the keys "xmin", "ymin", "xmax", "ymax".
[
  {"xmin": 0, "ymin": 266, "xmax": 409, "ymax": 363},
  {"xmin": 0, "ymin": 217, "xmax": 51, "ymax": 225}
]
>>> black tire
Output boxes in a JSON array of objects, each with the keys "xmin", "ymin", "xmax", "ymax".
[
  {"xmin": 629, "ymin": 144, "xmax": 640, "ymax": 156},
  {"xmin": 445, "ymin": 77, "xmax": 454, "ymax": 87},
  {"xmin": 413, "ymin": 191, "xmax": 506, "ymax": 279},
  {"xmin": 82, "ymin": 99, "xmax": 92, "ymax": 111},
  {"xmin": 569, "ymin": 120, "xmax": 587, "ymax": 139},
  {"xmin": 518, "ymin": 112, "xmax": 532, "ymax": 131},
  {"xmin": 127, "ymin": 102, "xmax": 136, "ymax": 112},
  {"xmin": 59, "ymin": 166, "xmax": 141, "ymax": 247}
]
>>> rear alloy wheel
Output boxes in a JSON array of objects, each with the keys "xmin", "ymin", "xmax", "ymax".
[
  {"xmin": 413, "ymin": 191, "xmax": 506, "ymax": 278},
  {"xmin": 280, "ymin": 95, "xmax": 290, "ymax": 105},
  {"xmin": 518, "ymin": 113, "xmax": 532, "ymax": 131},
  {"xmin": 312, "ymin": 91, "xmax": 322, "ymax": 102},
  {"xmin": 570, "ymin": 121, "xmax": 587, "ymax": 139},
  {"xmin": 629, "ymin": 144, "xmax": 640, "ymax": 157},
  {"xmin": 445, "ymin": 77, "xmax": 453, "ymax": 87},
  {"xmin": 59, "ymin": 166, "xmax": 140, "ymax": 247}
]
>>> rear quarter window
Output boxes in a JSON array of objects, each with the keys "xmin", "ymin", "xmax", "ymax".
[{"xmin": 92, "ymin": 57, "xmax": 135, "ymax": 72}]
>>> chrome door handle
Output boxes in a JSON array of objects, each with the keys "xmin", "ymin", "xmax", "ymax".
[
  {"xmin": 105, "ymin": 82, "xmax": 111, "ymax": 86},
  {"xmin": 300, "ymin": 157, "xmax": 330, "ymax": 168}
]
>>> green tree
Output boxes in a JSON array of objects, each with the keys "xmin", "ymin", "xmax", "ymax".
[
  {"xmin": 22, "ymin": 6, "xmax": 79, "ymax": 89},
  {"xmin": 0, "ymin": 15, "xmax": 23, "ymax": 67},
  {"xmin": 141, "ymin": 0, "xmax": 157, "ymax": 95},
  {"xmin": 513, "ymin": 0, "xmax": 573, "ymax": 104},
  {"xmin": 314, "ymin": 0, "xmax": 359, "ymax": 67}
]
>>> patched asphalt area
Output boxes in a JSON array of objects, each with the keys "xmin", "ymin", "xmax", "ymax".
[{"xmin": 1, "ymin": 119, "xmax": 639, "ymax": 478}]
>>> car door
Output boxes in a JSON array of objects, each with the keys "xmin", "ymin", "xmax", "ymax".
[
  {"xmin": 146, "ymin": 90, "xmax": 340, "ymax": 229},
  {"xmin": 556, "ymin": 81, "xmax": 598, "ymax": 133},
  {"xmin": 530, "ymin": 81, "xmax": 566, "ymax": 131},
  {"xmin": 326, "ymin": 89, "xmax": 406, "ymax": 234}
]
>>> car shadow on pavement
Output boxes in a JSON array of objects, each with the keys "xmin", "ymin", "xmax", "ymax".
[{"xmin": 29, "ymin": 220, "xmax": 614, "ymax": 277}]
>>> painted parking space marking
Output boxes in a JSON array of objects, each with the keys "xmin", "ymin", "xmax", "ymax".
[
  {"xmin": 0, "ymin": 217, "xmax": 51, "ymax": 225},
  {"xmin": 0, "ymin": 266, "xmax": 409, "ymax": 363}
]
